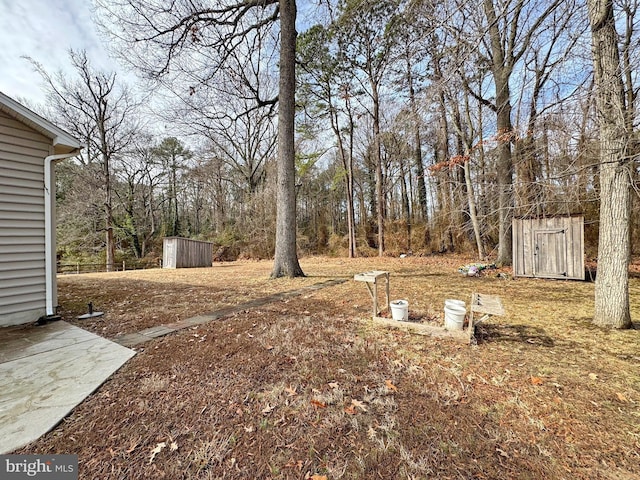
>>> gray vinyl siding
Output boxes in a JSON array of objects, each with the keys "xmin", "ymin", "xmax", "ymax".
[{"xmin": 0, "ymin": 110, "xmax": 50, "ymax": 326}]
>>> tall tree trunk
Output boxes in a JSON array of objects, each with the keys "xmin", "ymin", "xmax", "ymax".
[
  {"xmin": 433, "ymin": 56, "xmax": 454, "ymax": 252},
  {"xmin": 124, "ymin": 181, "xmax": 143, "ymax": 259},
  {"xmin": 450, "ymin": 94, "xmax": 486, "ymax": 261},
  {"xmin": 406, "ymin": 55, "xmax": 428, "ymax": 221},
  {"xmin": 476, "ymin": 103, "xmax": 488, "ymax": 220},
  {"xmin": 464, "ymin": 159, "xmax": 485, "ymax": 260},
  {"xmin": 452, "ymin": 101, "xmax": 469, "ymax": 243},
  {"xmin": 588, "ymin": 0, "xmax": 632, "ymax": 328},
  {"xmin": 271, "ymin": 0, "xmax": 304, "ymax": 278},
  {"xmin": 372, "ymin": 82, "xmax": 385, "ymax": 256},
  {"xmin": 620, "ymin": 0, "xmax": 638, "ymax": 133},
  {"xmin": 346, "ymin": 113, "xmax": 357, "ymax": 257},
  {"xmin": 484, "ymin": 0, "xmax": 515, "ymax": 266},
  {"xmin": 105, "ymin": 169, "xmax": 115, "ymax": 272},
  {"xmin": 494, "ymin": 78, "xmax": 514, "ymax": 266},
  {"xmin": 330, "ymin": 92, "xmax": 356, "ymax": 258},
  {"xmin": 340, "ymin": 142, "xmax": 357, "ymax": 258},
  {"xmin": 170, "ymin": 160, "xmax": 179, "ymax": 236},
  {"xmin": 400, "ymin": 159, "xmax": 412, "ymax": 252},
  {"xmin": 102, "ymin": 137, "xmax": 115, "ymax": 272},
  {"xmin": 577, "ymin": 80, "xmax": 595, "ymax": 210}
]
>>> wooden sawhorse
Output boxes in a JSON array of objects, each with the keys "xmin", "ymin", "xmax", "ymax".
[{"xmin": 354, "ymin": 271, "xmax": 390, "ymax": 318}]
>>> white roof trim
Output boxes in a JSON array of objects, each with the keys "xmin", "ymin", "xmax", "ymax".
[{"xmin": 0, "ymin": 91, "xmax": 82, "ymax": 150}]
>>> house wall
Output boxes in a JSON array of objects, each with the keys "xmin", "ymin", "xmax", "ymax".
[
  {"xmin": 163, "ymin": 237, "xmax": 213, "ymax": 268},
  {"xmin": 0, "ymin": 110, "xmax": 51, "ymax": 326},
  {"xmin": 512, "ymin": 216, "xmax": 585, "ymax": 280}
]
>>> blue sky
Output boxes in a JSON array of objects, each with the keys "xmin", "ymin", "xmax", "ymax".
[
  {"xmin": 0, "ymin": 0, "xmax": 118, "ymax": 108},
  {"xmin": 0, "ymin": 0, "xmax": 321, "ymax": 113}
]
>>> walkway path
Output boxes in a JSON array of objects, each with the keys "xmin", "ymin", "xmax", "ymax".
[
  {"xmin": 113, "ymin": 278, "xmax": 347, "ymax": 347},
  {"xmin": 0, "ymin": 278, "xmax": 347, "ymax": 453}
]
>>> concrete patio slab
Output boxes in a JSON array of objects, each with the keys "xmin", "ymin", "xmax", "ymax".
[{"xmin": 0, "ymin": 321, "xmax": 135, "ymax": 454}]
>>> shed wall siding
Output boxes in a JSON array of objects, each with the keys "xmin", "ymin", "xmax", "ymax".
[
  {"xmin": 0, "ymin": 110, "xmax": 50, "ymax": 326},
  {"xmin": 163, "ymin": 237, "xmax": 213, "ymax": 268},
  {"xmin": 513, "ymin": 216, "xmax": 584, "ymax": 280}
]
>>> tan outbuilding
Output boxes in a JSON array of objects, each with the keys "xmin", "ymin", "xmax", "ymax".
[{"xmin": 512, "ymin": 215, "xmax": 585, "ymax": 281}]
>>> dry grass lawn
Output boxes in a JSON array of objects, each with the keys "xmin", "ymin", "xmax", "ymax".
[{"xmin": 16, "ymin": 255, "xmax": 640, "ymax": 479}]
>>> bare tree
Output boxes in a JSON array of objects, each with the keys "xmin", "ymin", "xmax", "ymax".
[
  {"xmin": 450, "ymin": 0, "xmax": 564, "ymax": 264},
  {"xmin": 390, "ymin": 0, "xmax": 434, "ymax": 224},
  {"xmin": 618, "ymin": 0, "xmax": 639, "ymax": 132},
  {"xmin": 271, "ymin": 0, "xmax": 304, "ymax": 276},
  {"xmin": 588, "ymin": 0, "xmax": 633, "ymax": 328},
  {"xmin": 448, "ymin": 91, "xmax": 487, "ymax": 260},
  {"xmin": 206, "ymin": 104, "xmax": 276, "ymax": 195},
  {"xmin": 153, "ymin": 137, "xmax": 193, "ymax": 237},
  {"xmin": 30, "ymin": 50, "xmax": 139, "ymax": 271},
  {"xmin": 334, "ymin": 0, "xmax": 400, "ymax": 256},
  {"xmin": 113, "ymin": 134, "xmax": 165, "ymax": 258},
  {"xmin": 298, "ymin": 24, "xmax": 359, "ymax": 257},
  {"xmin": 513, "ymin": 1, "xmax": 583, "ymax": 217},
  {"xmin": 96, "ymin": 0, "xmax": 304, "ymax": 277}
]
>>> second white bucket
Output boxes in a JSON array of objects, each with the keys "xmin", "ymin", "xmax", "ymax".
[
  {"xmin": 445, "ymin": 298, "xmax": 466, "ymax": 310},
  {"xmin": 390, "ymin": 300, "xmax": 409, "ymax": 321},
  {"xmin": 444, "ymin": 305, "xmax": 466, "ymax": 330}
]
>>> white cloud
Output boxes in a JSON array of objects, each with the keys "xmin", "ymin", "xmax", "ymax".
[{"xmin": 0, "ymin": 0, "xmax": 120, "ymax": 108}]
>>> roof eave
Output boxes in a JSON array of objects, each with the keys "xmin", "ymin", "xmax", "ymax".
[{"xmin": 0, "ymin": 91, "xmax": 82, "ymax": 151}]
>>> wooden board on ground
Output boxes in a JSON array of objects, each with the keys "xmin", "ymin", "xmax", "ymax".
[
  {"xmin": 361, "ymin": 292, "xmax": 505, "ymax": 345},
  {"xmin": 363, "ymin": 316, "xmax": 470, "ymax": 344},
  {"xmin": 468, "ymin": 293, "xmax": 505, "ymax": 341},
  {"xmin": 470, "ymin": 293, "xmax": 505, "ymax": 317}
]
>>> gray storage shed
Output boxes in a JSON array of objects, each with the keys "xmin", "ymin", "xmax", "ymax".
[
  {"xmin": 163, "ymin": 237, "xmax": 214, "ymax": 268},
  {"xmin": 512, "ymin": 215, "xmax": 585, "ymax": 280}
]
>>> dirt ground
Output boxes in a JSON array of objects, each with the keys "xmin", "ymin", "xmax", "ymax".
[{"xmin": 16, "ymin": 255, "xmax": 640, "ymax": 479}]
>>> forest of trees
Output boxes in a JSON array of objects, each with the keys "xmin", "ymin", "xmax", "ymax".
[{"xmin": 38, "ymin": 1, "xmax": 637, "ymax": 292}]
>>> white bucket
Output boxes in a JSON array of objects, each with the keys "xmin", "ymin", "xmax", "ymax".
[
  {"xmin": 444, "ymin": 305, "xmax": 466, "ymax": 330},
  {"xmin": 390, "ymin": 300, "xmax": 409, "ymax": 321},
  {"xmin": 445, "ymin": 299, "xmax": 466, "ymax": 310}
]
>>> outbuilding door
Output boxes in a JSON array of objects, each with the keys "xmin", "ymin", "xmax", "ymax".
[
  {"xmin": 163, "ymin": 239, "xmax": 176, "ymax": 268},
  {"xmin": 534, "ymin": 229, "xmax": 567, "ymax": 278}
]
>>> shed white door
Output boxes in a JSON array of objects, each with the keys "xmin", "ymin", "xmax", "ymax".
[
  {"xmin": 534, "ymin": 230, "xmax": 567, "ymax": 278},
  {"xmin": 164, "ymin": 240, "xmax": 176, "ymax": 268}
]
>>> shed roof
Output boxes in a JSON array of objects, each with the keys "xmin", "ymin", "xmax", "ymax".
[{"xmin": 0, "ymin": 91, "xmax": 82, "ymax": 154}]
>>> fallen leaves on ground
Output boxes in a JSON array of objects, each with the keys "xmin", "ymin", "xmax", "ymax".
[
  {"xmin": 285, "ymin": 385, "xmax": 297, "ymax": 396},
  {"xmin": 310, "ymin": 399, "xmax": 326, "ymax": 409},
  {"xmin": 351, "ymin": 399, "xmax": 367, "ymax": 412},
  {"xmin": 19, "ymin": 256, "xmax": 640, "ymax": 479},
  {"xmin": 149, "ymin": 442, "xmax": 166, "ymax": 464},
  {"xmin": 385, "ymin": 379, "xmax": 398, "ymax": 391}
]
